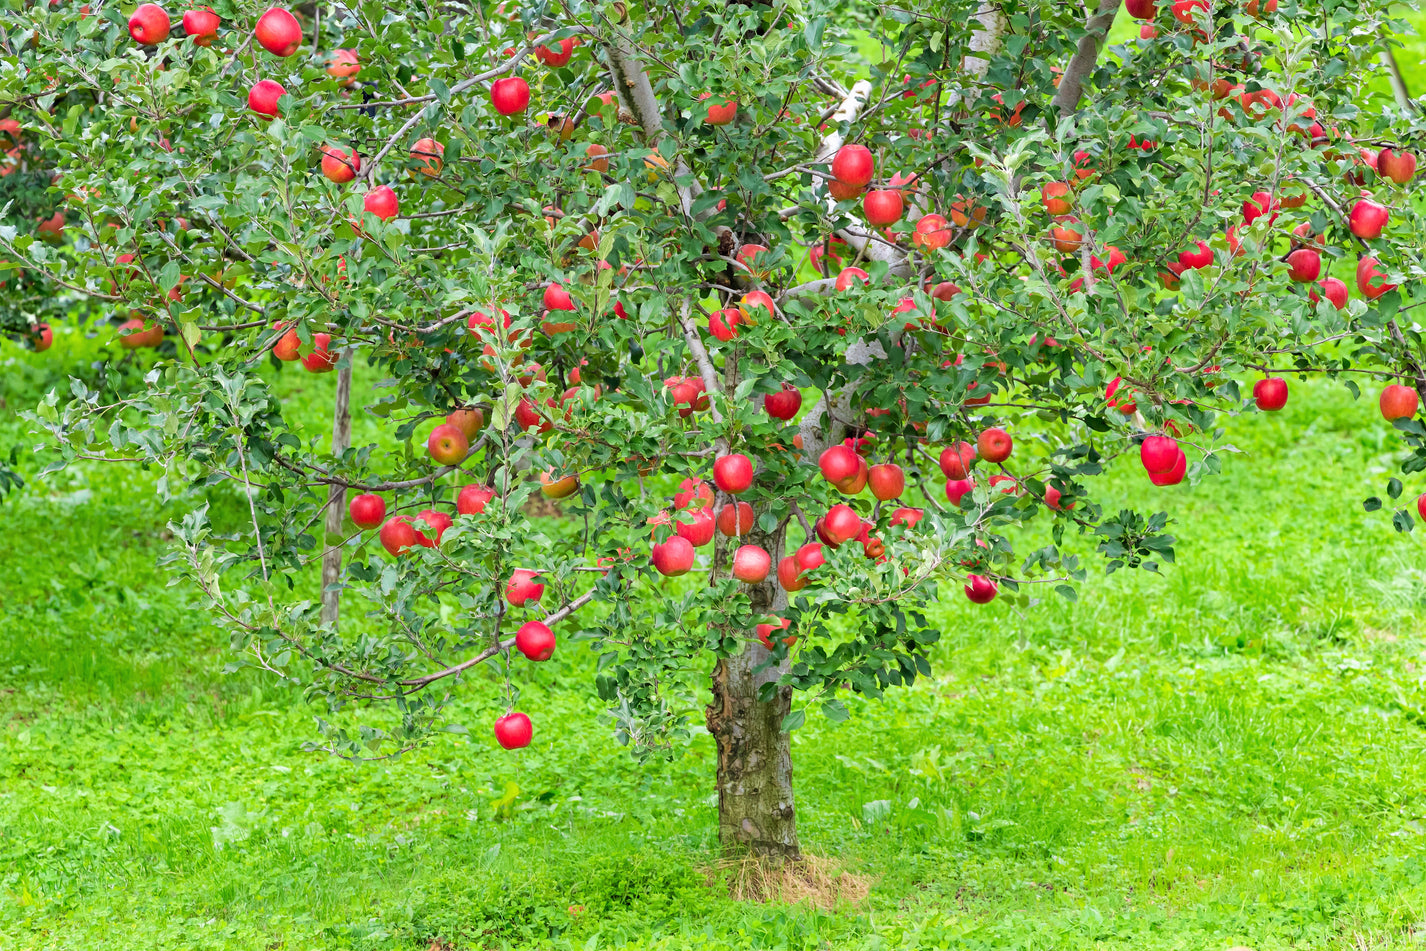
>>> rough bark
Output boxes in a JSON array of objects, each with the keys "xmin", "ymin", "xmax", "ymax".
[
  {"xmin": 1050, "ymin": 0, "xmax": 1121, "ymax": 116},
  {"xmin": 706, "ymin": 522, "xmax": 799, "ymax": 860},
  {"xmin": 320, "ymin": 362, "xmax": 353, "ymax": 628}
]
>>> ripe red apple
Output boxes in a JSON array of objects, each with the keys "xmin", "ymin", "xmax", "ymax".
[
  {"xmin": 1252, "ymin": 377, "xmax": 1288, "ymax": 411},
  {"xmin": 493, "ymin": 711, "xmax": 532, "ymax": 750},
  {"xmin": 28, "ymin": 323, "xmax": 53, "ymax": 352},
  {"xmin": 1044, "ymin": 485, "xmax": 1065, "ymax": 510},
  {"xmin": 446, "ymin": 408, "xmax": 484, "ymax": 440},
  {"xmin": 516, "ymin": 621, "xmax": 556, "ymax": 661},
  {"xmin": 738, "ymin": 290, "xmax": 775, "ymax": 322},
  {"xmin": 1418, "ymin": 492, "xmax": 1426, "ymax": 523},
  {"xmin": 1050, "ymin": 222, "xmax": 1083, "ymax": 253},
  {"xmin": 413, "ymin": 509, "xmax": 452, "ymax": 547},
  {"xmin": 1310, "ymin": 277, "xmax": 1349, "ymax": 310},
  {"xmin": 248, "ymin": 79, "xmax": 286, "ymax": 119},
  {"xmin": 807, "ymin": 235, "xmax": 849, "ymax": 275},
  {"xmin": 506, "ymin": 569, "xmax": 545, "ymax": 606},
  {"xmin": 543, "ymin": 282, "xmax": 575, "ymax": 312},
  {"xmin": 1349, "ymin": 198, "xmax": 1388, "ymax": 239},
  {"xmin": 831, "ymin": 144, "xmax": 874, "ymax": 187},
  {"xmin": 717, "ymin": 501, "xmax": 754, "ymax": 537},
  {"xmin": 456, "ymin": 484, "xmax": 495, "ymax": 515},
  {"xmin": 823, "ymin": 505, "xmax": 863, "ymax": 546},
  {"xmin": 868, "ymin": 463, "xmax": 905, "ymax": 501},
  {"xmin": 1379, "ymin": 148, "xmax": 1417, "ymax": 185},
  {"xmin": 1286, "ymin": 248, "xmax": 1320, "ymax": 283},
  {"xmin": 514, "ymin": 397, "xmax": 554, "ymax": 433},
  {"xmin": 1148, "ymin": 448, "xmax": 1187, "ymax": 486},
  {"xmin": 1380, "ymin": 384, "xmax": 1419, "ymax": 421},
  {"xmin": 675, "ymin": 508, "xmax": 716, "ymax": 548},
  {"xmin": 794, "ymin": 542, "xmax": 825, "ymax": 575},
  {"xmin": 702, "ymin": 95, "xmax": 737, "ymax": 126},
  {"xmin": 964, "ymin": 574, "xmax": 998, "ymax": 604},
  {"xmin": 254, "ymin": 7, "xmax": 302, "ymax": 56},
  {"xmin": 945, "ymin": 477, "xmax": 975, "ymax": 506},
  {"xmin": 1125, "ymin": 0, "xmax": 1155, "ymax": 17},
  {"xmin": 1090, "ymin": 246, "xmax": 1126, "ymax": 274},
  {"xmin": 862, "ymin": 189, "xmax": 904, "ymax": 226},
  {"xmin": 756, "ymin": 617, "xmax": 795, "ymax": 649},
  {"xmin": 128, "ymin": 3, "xmax": 170, "ymax": 44},
  {"xmin": 777, "ymin": 556, "xmax": 806, "ymax": 592},
  {"xmin": 327, "ymin": 48, "xmax": 359, "ymax": 85},
  {"xmin": 363, "ymin": 185, "xmax": 399, "ymax": 222},
  {"xmin": 732, "ymin": 545, "xmax": 771, "ymax": 583},
  {"xmin": 835, "ymin": 266, "xmax": 870, "ymax": 291},
  {"xmin": 379, "ymin": 516, "xmax": 417, "ymax": 556},
  {"xmin": 490, "ymin": 77, "xmax": 531, "ymax": 115},
  {"xmin": 540, "ymin": 470, "xmax": 580, "ymax": 498},
  {"xmin": 349, "ymin": 493, "xmax": 385, "ymax": 529},
  {"xmin": 818, "ymin": 444, "xmax": 860, "ymax": 485},
  {"xmin": 675, "ymin": 478, "xmax": 715, "ymax": 511},
  {"xmin": 1139, "ymin": 434, "xmax": 1179, "ymax": 474},
  {"xmin": 1242, "ymin": 191, "xmax": 1277, "ymax": 226},
  {"xmin": 182, "ymin": 8, "xmax": 219, "ymax": 45},
  {"xmin": 426, "ymin": 423, "xmax": 468, "ymax": 465},
  {"xmin": 320, "ymin": 146, "xmax": 360, "ymax": 184},
  {"xmin": 713, "ymin": 453, "xmax": 754, "ymax": 494},
  {"xmin": 270, "ymin": 321, "xmax": 301, "ymax": 361},
  {"xmin": 912, "ymin": 214, "xmax": 951, "ymax": 250},
  {"xmin": 938, "ymin": 441, "xmax": 976, "ymax": 479},
  {"xmin": 708, "ymin": 308, "xmax": 744, "ymax": 342},
  {"xmin": 763, "ymin": 384, "xmax": 802, "ymax": 420},
  {"xmin": 536, "ymin": 37, "xmax": 575, "ymax": 67},
  {"xmin": 410, "ymin": 138, "xmax": 444, "ymax": 177},
  {"xmin": 890, "ymin": 507, "xmax": 923, "ymax": 528},
  {"xmin": 977, "ymin": 427, "xmax": 1012, "ymax": 464},
  {"xmin": 1178, "ymin": 240, "xmax": 1213, "ymax": 270},
  {"xmin": 1357, "ymin": 256, "xmax": 1396, "ymax": 300},
  {"xmin": 1042, "ymin": 181, "xmax": 1072, "ymax": 216},
  {"xmin": 652, "ymin": 536, "xmax": 695, "ymax": 577}
]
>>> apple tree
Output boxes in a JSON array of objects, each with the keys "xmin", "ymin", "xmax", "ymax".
[{"xmin": 4, "ymin": 0, "xmax": 1424, "ymax": 858}]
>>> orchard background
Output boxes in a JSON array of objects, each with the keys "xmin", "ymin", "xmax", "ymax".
[{"xmin": 6, "ymin": 0, "xmax": 1426, "ymax": 947}]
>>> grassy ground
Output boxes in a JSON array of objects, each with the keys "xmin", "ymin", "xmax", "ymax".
[{"xmin": 7, "ymin": 310, "xmax": 1426, "ymax": 951}]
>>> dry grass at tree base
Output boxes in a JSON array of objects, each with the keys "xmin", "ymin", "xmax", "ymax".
[{"xmin": 712, "ymin": 852, "xmax": 872, "ymax": 908}]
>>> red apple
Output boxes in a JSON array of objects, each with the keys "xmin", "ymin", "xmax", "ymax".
[
  {"xmin": 977, "ymin": 427, "xmax": 1012, "ymax": 464},
  {"xmin": 254, "ymin": 7, "xmax": 301, "ymax": 56},
  {"xmin": 717, "ymin": 501, "xmax": 754, "ymax": 537},
  {"xmin": 426, "ymin": 423, "xmax": 468, "ymax": 465},
  {"xmin": 457, "ymin": 484, "xmax": 495, "ymax": 515},
  {"xmin": 490, "ymin": 77, "xmax": 531, "ymax": 115},
  {"xmin": 494, "ymin": 711, "xmax": 532, "ymax": 750},
  {"xmin": 821, "ymin": 504, "xmax": 863, "ymax": 547},
  {"xmin": 738, "ymin": 290, "xmax": 775, "ymax": 322},
  {"xmin": 1286, "ymin": 248, "xmax": 1320, "ymax": 283},
  {"xmin": 777, "ymin": 556, "xmax": 806, "ymax": 592},
  {"xmin": 831, "ymin": 144, "xmax": 874, "ymax": 187},
  {"xmin": 912, "ymin": 214, "xmax": 951, "ymax": 250},
  {"xmin": 506, "ymin": 569, "xmax": 545, "ymax": 606},
  {"xmin": 118, "ymin": 317, "xmax": 164, "ymax": 349},
  {"xmin": 446, "ymin": 408, "xmax": 484, "ymax": 440},
  {"xmin": 675, "ymin": 478, "xmax": 715, "ymax": 511},
  {"xmin": 945, "ymin": 478, "xmax": 975, "ymax": 506},
  {"xmin": 379, "ymin": 516, "xmax": 417, "ymax": 556},
  {"xmin": 708, "ymin": 308, "xmax": 744, "ymax": 342},
  {"xmin": 413, "ymin": 509, "xmax": 452, "ymax": 547},
  {"xmin": 938, "ymin": 441, "xmax": 976, "ymax": 479},
  {"xmin": 327, "ymin": 48, "xmax": 359, "ymax": 85},
  {"xmin": 1252, "ymin": 377, "xmax": 1288, "ymax": 411},
  {"xmin": 835, "ymin": 266, "xmax": 870, "ymax": 291},
  {"xmin": 818, "ymin": 444, "xmax": 860, "ymax": 485},
  {"xmin": 363, "ymin": 185, "xmax": 399, "ymax": 222},
  {"xmin": 652, "ymin": 536, "xmax": 695, "ymax": 576},
  {"xmin": 1380, "ymin": 384, "xmax": 1419, "ymax": 421},
  {"xmin": 1178, "ymin": 240, "xmax": 1214, "ymax": 270},
  {"xmin": 964, "ymin": 574, "xmax": 998, "ymax": 604},
  {"xmin": 182, "ymin": 8, "xmax": 219, "ymax": 45},
  {"xmin": 755, "ymin": 617, "xmax": 795, "ymax": 649},
  {"xmin": 1125, "ymin": 0, "xmax": 1156, "ymax": 17},
  {"xmin": 862, "ymin": 189, "xmax": 904, "ymax": 226},
  {"xmin": 702, "ymin": 95, "xmax": 737, "ymax": 126},
  {"xmin": 128, "ymin": 3, "xmax": 170, "ymax": 44},
  {"xmin": 247, "ymin": 79, "xmax": 286, "ymax": 119},
  {"xmin": 1042, "ymin": 181, "xmax": 1073, "ymax": 216},
  {"xmin": 713, "ymin": 453, "xmax": 754, "ymax": 494},
  {"xmin": 1357, "ymin": 256, "xmax": 1396, "ymax": 300},
  {"xmin": 1148, "ymin": 448, "xmax": 1187, "ymax": 487},
  {"xmin": 794, "ymin": 542, "xmax": 825, "ymax": 575},
  {"xmin": 320, "ymin": 146, "xmax": 360, "ymax": 184},
  {"xmin": 732, "ymin": 545, "xmax": 771, "ymax": 583},
  {"xmin": 28, "ymin": 323, "xmax": 53, "ymax": 352},
  {"xmin": 410, "ymin": 137, "xmax": 444, "ymax": 177},
  {"xmin": 868, "ymin": 463, "xmax": 905, "ymax": 501},
  {"xmin": 1139, "ymin": 434, "xmax": 1179, "ymax": 474},
  {"xmin": 764, "ymin": 384, "xmax": 802, "ymax": 420},
  {"xmin": 516, "ymin": 621, "xmax": 556, "ymax": 661},
  {"xmin": 349, "ymin": 493, "xmax": 385, "ymax": 529},
  {"xmin": 536, "ymin": 37, "xmax": 575, "ymax": 68},
  {"xmin": 1379, "ymin": 148, "xmax": 1417, "ymax": 185},
  {"xmin": 270, "ymin": 321, "xmax": 301, "ymax": 361},
  {"xmin": 1310, "ymin": 277, "xmax": 1349, "ymax": 310},
  {"xmin": 675, "ymin": 508, "xmax": 716, "ymax": 548},
  {"xmin": 1349, "ymin": 198, "xmax": 1388, "ymax": 239},
  {"xmin": 543, "ymin": 282, "xmax": 574, "ymax": 311}
]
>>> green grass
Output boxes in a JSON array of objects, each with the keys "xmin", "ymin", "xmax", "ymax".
[{"xmin": 7, "ymin": 318, "xmax": 1426, "ymax": 951}]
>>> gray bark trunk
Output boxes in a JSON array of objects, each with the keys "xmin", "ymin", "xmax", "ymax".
[
  {"xmin": 706, "ymin": 522, "xmax": 800, "ymax": 860},
  {"xmin": 320, "ymin": 362, "xmax": 353, "ymax": 628}
]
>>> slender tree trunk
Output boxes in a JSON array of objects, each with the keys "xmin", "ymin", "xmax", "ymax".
[
  {"xmin": 320, "ymin": 362, "xmax": 353, "ymax": 628},
  {"xmin": 706, "ymin": 523, "xmax": 800, "ymax": 860}
]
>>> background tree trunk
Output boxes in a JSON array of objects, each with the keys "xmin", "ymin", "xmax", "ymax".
[
  {"xmin": 320, "ymin": 362, "xmax": 353, "ymax": 628},
  {"xmin": 706, "ymin": 523, "xmax": 800, "ymax": 860}
]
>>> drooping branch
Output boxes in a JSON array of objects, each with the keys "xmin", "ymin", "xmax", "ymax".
[{"xmin": 1050, "ymin": 0, "xmax": 1122, "ymax": 116}]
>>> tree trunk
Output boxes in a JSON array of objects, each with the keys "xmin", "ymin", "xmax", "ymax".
[
  {"xmin": 706, "ymin": 523, "xmax": 800, "ymax": 860},
  {"xmin": 320, "ymin": 362, "xmax": 353, "ymax": 628}
]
